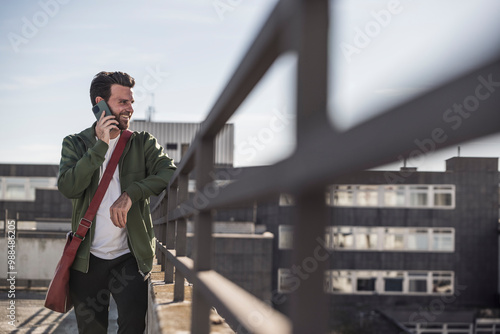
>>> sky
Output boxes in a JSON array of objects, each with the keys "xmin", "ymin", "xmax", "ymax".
[{"xmin": 1, "ymin": 0, "xmax": 500, "ymax": 171}]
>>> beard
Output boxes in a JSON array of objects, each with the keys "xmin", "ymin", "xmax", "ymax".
[
  {"xmin": 116, "ymin": 115, "xmax": 129, "ymax": 130},
  {"xmin": 109, "ymin": 106, "xmax": 130, "ymax": 130}
]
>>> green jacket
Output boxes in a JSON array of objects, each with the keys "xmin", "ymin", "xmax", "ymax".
[{"xmin": 58, "ymin": 123, "xmax": 176, "ymax": 275}]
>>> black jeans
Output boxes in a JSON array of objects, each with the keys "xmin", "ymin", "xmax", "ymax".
[{"xmin": 69, "ymin": 253, "xmax": 148, "ymax": 334}]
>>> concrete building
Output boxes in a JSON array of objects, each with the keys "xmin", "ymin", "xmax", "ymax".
[
  {"xmin": 269, "ymin": 157, "xmax": 500, "ymax": 333},
  {"xmin": 0, "ymin": 164, "xmax": 72, "ymax": 232},
  {"xmin": 130, "ymin": 120, "xmax": 234, "ymax": 166}
]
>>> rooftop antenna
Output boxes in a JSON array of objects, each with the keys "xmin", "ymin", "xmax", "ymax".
[
  {"xmin": 146, "ymin": 93, "xmax": 156, "ymax": 122},
  {"xmin": 458, "ymin": 146, "xmax": 461, "ymax": 157}
]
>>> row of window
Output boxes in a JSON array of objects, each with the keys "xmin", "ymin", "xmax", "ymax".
[
  {"xmin": 278, "ymin": 225, "xmax": 454, "ymax": 252},
  {"xmin": 0, "ymin": 177, "xmax": 57, "ymax": 201},
  {"xmin": 278, "ymin": 269, "xmax": 454, "ymax": 295},
  {"xmin": 279, "ymin": 184, "xmax": 455, "ymax": 209}
]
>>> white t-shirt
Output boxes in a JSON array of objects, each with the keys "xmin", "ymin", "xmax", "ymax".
[{"xmin": 90, "ymin": 135, "xmax": 130, "ymax": 259}]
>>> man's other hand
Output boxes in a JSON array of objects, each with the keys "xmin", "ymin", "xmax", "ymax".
[{"xmin": 110, "ymin": 192, "xmax": 132, "ymax": 228}]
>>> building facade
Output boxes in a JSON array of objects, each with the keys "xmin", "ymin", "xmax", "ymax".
[
  {"xmin": 130, "ymin": 120, "xmax": 234, "ymax": 166},
  {"xmin": 0, "ymin": 164, "xmax": 72, "ymax": 231},
  {"xmin": 271, "ymin": 157, "xmax": 500, "ymax": 332}
]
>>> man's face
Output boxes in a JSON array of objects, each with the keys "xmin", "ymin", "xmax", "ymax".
[{"xmin": 107, "ymin": 84, "xmax": 134, "ymax": 130}]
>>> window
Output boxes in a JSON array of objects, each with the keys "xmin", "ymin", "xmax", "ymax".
[
  {"xmin": 409, "ymin": 186, "xmax": 428, "ymax": 207},
  {"xmin": 324, "ymin": 226, "xmax": 454, "ymax": 252},
  {"xmin": 333, "ymin": 227, "xmax": 354, "ymax": 249},
  {"xmin": 384, "ymin": 228, "xmax": 405, "ymax": 250},
  {"xmin": 278, "ymin": 225, "xmax": 294, "ymax": 249},
  {"xmin": 278, "ymin": 269, "xmax": 297, "ymax": 293},
  {"xmin": 432, "ymin": 272, "xmax": 453, "ymax": 294},
  {"xmin": 384, "ymin": 271, "xmax": 404, "ymax": 292},
  {"xmin": 329, "ymin": 184, "xmax": 455, "ymax": 209},
  {"xmin": 356, "ymin": 271, "xmax": 377, "ymax": 292},
  {"xmin": 433, "ymin": 185, "xmax": 454, "ymax": 207},
  {"xmin": 354, "ymin": 227, "xmax": 378, "ymax": 250},
  {"xmin": 432, "ymin": 229, "xmax": 454, "ymax": 251},
  {"xmin": 333, "ymin": 185, "xmax": 354, "ymax": 206},
  {"xmin": 407, "ymin": 229, "xmax": 429, "ymax": 251},
  {"xmin": 5, "ymin": 178, "xmax": 26, "ymax": 200},
  {"xmin": 384, "ymin": 185, "xmax": 406, "ymax": 207},
  {"xmin": 356, "ymin": 186, "xmax": 378, "ymax": 206},
  {"xmin": 328, "ymin": 271, "xmax": 353, "ymax": 293},
  {"xmin": 0, "ymin": 177, "xmax": 57, "ymax": 201},
  {"xmin": 324, "ymin": 270, "xmax": 454, "ymax": 295},
  {"xmin": 166, "ymin": 143, "xmax": 178, "ymax": 150},
  {"xmin": 279, "ymin": 193, "xmax": 295, "ymax": 206},
  {"xmin": 408, "ymin": 272, "xmax": 428, "ymax": 293}
]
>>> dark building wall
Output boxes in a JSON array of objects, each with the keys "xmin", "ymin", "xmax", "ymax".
[
  {"xmin": 1, "ymin": 189, "xmax": 72, "ymax": 221},
  {"xmin": 0, "ymin": 164, "xmax": 59, "ymax": 177},
  {"xmin": 186, "ymin": 234, "xmax": 274, "ymax": 301},
  {"xmin": 272, "ymin": 158, "xmax": 499, "ymax": 314},
  {"xmin": 0, "ymin": 164, "xmax": 72, "ymax": 222}
]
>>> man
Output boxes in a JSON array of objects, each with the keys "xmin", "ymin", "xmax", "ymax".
[{"xmin": 58, "ymin": 71, "xmax": 176, "ymax": 333}]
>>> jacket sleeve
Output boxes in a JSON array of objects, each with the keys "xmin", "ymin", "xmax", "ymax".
[
  {"xmin": 58, "ymin": 135, "xmax": 109, "ymax": 199},
  {"xmin": 124, "ymin": 133, "xmax": 176, "ymax": 203}
]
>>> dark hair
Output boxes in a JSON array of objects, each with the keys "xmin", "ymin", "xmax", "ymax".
[{"xmin": 89, "ymin": 71, "xmax": 135, "ymax": 105}]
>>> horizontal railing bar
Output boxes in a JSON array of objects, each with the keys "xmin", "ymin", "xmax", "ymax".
[
  {"xmin": 170, "ymin": 200, "xmax": 196, "ymax": 221},
  {"xmin": 167, "ymin": 0, "xmax": 295, "ymax": 188},
  {"xmin": 200, "ymin": 57, "xmax": 500, "ymax": 209},
  {"xmin": 150, "ymin": 190, "xmax": 167, "ymax": 213},
  {"xmin": 167, "ymin": 252, "xmax": 195, "ymax": 283},
  {"xmin": 155, "ymin": 242, "xmax": 195, "ymax": 282},
  {"xmin": 197, "ymin": 270, "xmax": 292, "ymax": 334},
  {"xmin": 297, "ymin": 57, "xmax": 500, "ymax": 189},
  {"xmin": 198, "ymin": 0, "xmax": 294, "ymax": 141},
  {"xmin": 152, "ymin": 216, "xmax": 169, "ymax": 226},
  {"xmin": 157, "ymin": 243, "xmax": 292, "ymax": 332},
  {"xmin": 156, "ymin": 241, "xmax": 168, "ymax": 254}
]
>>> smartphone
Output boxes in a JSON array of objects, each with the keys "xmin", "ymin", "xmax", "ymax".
[{"xmin": 92, "ymin": 100, "xmax": 113, "ymax": 120}]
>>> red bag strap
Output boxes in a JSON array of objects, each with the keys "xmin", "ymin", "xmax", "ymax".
[{"xmin": 74, "ymin": 129, "xmax": 133, "ymax": 240}]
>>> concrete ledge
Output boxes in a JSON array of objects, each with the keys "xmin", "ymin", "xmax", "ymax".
[{"xmin": 147, "ymin": 264, "xmax": 235, "ymax": 334}]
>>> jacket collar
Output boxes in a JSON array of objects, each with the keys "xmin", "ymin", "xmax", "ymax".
[
  {"xmin": 77, "ymin": 122, "xmax": 98, "ymax": 148},
  {"xmin": 77, "ymin": 122, "xmax": 134, "ymax": 152}
]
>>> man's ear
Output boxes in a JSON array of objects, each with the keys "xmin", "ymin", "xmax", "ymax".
[{"xmin": 95, "ymin": 96, "xmax": 104, "ymax": 104}]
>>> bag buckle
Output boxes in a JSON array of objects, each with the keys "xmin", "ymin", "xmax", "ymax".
[{"xmin": 74, "ymin": 218, "xmax": 92, "ymax": 241}]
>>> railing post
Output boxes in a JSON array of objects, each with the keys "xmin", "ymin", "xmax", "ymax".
[
  {"xmin": 290, "ymin": 190, "xmax": 328, "ymax": 333},
  {"xmin": 153, "ymin": 197, "xmax": 163, "ymax": 266},
  {"xmin": 159, "ymin": 195, "xmax": 168, "ymax": 271},
  {"xmin": 174, "ymin": 173, "xmax": 189, "ymax": 301},
  {"xmin": 3, "ymin": 209, "xmax": 7, "ymax": 237},
  {"xmin": 291, "ymin": 0, "xmax": 329, "ymax": 333},
  {"xmin": 165, "ymin": 185, "xmax": 177, "ymax": 283},
  {"xmin": 295, "ymin": 0, "xmax": 329, "ymax": 149},
  {"xmin": 191, "ymin": 138, "xmax": 215, "ymax": 334}
]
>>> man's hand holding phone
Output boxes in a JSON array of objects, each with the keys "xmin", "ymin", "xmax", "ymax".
[{"xmin": 95, "ymin": 110, "xmax": 118, "ymax": 144}]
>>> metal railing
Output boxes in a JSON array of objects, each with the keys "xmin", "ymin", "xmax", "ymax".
[{"xmin": 151, "ymin": 0, "xmax": 500, "ymax": 333}]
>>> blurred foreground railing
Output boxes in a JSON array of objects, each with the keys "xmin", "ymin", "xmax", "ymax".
[{"xmin": 151, "ymin": 0, "xmax": 500, "ymax": 333}]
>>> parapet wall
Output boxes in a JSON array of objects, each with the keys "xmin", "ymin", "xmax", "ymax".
[{"xmin": 186, "ymin": 232, "xmax": 274, "ymax": 301}]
